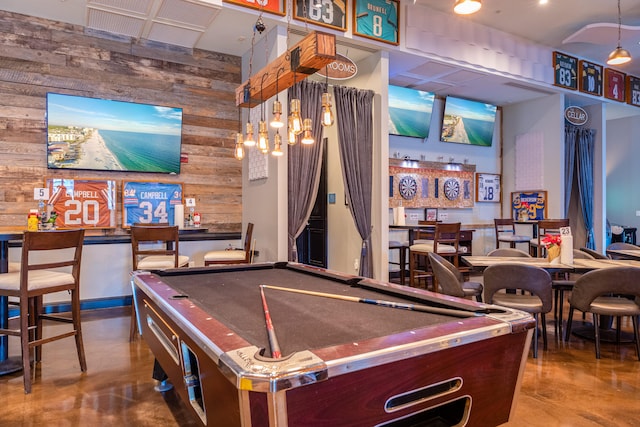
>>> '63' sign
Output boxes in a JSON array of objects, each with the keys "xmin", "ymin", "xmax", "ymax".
[
  {"xmin": 122, "ymin": 181, "xmax": 183, "ymax": 227},
  {"xmin": 46, "ymin": 178, "xmax": 117, "ymax": 228}
]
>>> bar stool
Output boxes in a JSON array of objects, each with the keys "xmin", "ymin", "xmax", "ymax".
[
  {"xmin": 388, "ymin": 240, "xmax": 408, "ymax": 285},
  {"xmin": 130, "ymin": 224, "xmax": 189, "ymax": 341},
  {"xmin": 204, "ymin": 223, "xmax": 254, "ymax": 265},
  {"xmin": 494, "ymin": 218, "xmax": 530, "ymax": 249},
  {"xmin": 0, "ymin": 229, "xmax": 86, "ymax": 393}
]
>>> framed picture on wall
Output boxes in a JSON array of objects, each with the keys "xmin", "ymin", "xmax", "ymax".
[
  {"xmin": 294, "ymin": 0, "xmax": 347, "ymax": 31},
  {"xmin": 425, "ymin": 208, "xmax": 438, "ymax": 222},
  {"xmin": 475, "ymin": 173, "xmax": 501, "ymax": 202},
  {"xmin": 45, "ymin": 178, "xmax": 117, "ymax": 228},
  {"xmin": 122, "ymin": 181, "xmax": 183, "ymax": 227},
  {"xmin": 511, "ymin": 190, "xmax": 547, "ymax": 221},
  {"xmin": 353, "ymin": 0, "xmax": 399, "ymax": 45}
]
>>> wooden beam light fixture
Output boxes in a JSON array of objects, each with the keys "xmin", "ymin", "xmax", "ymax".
[{"xmin": 235, "ymin": 31, "xmax": 336, "ymax": 108}]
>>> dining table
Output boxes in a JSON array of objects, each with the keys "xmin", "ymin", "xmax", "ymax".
[
  {"xmin": 0, "ymin": 229, "xmax": 25, "ymax": 375},
  {"xmin": 605, "ymin": 248, "xmax": 640, "ymax": 260}
]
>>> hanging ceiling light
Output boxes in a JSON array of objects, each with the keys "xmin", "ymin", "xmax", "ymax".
[
  {"xmin": 270, "ymin": 67, "xmax": 285, "ymax": 129},
  {"xmin": 453, "ymin": 0, "xmax": 482, "ymax": 15},
  {"xmin": 321, "ymin": 65, "xmax": 334, "ymax": 127},
  {"xmin": 233, "ymin": 131, "xmax": 245, "ymax": 160},
  {"xmin": 301, "ymin": 118, "xmax": 314, "ymax": 145},
  {"xmin": 607, "ymin": 0, "xmax": 632, "ymax": 66},
  {"xmin": 272, "ymin": 131, "xmax": 284, "ymax": 156}
]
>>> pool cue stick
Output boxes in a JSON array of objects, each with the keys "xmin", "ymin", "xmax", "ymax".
[
  {"xmin": 262, "ymin": 285, "xmax": 483, "ymax": 318},
  {"xmin": 259, "ymin": 285, "xmax": 282, "ymax": 358}
]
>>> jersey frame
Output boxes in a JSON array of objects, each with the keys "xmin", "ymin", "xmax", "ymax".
[{"xmin": 353, "ymin": 0, "xmax": 399, "ymax": 45}]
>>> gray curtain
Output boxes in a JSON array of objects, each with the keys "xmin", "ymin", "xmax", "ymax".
[
  {"xmin": 287, "ymin": 80, "xmax": 326, "ymax": 261},
  {"xmin": 333, "ymin": 86, "xmax": 374, "ymax": 277},
  {"xmin": 576, "ymin": 128, "xmax": 596, "ymax": 249},
  {"xmin": 565, "ymin": 123, "xmax": 596, "ymax": 249},
  {"xmin": 564, "ymin": 125, "xmax": 577, "ymax": 217}
]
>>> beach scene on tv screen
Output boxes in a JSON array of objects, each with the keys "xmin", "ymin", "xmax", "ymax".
[
  {"xmin": 441, "ymin": 97, "xmax": 497, "ymax": 146},
  {"xmin": 47, "ymin": 93, "xmax": 183, "ymax": 173},
  {"xmin": 388, "ymin": 86, "xmax": 434, "ymax": 139}
]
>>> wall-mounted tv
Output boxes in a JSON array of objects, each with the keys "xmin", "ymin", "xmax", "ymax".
[
  {"xmin": 388, "ymin": 85, "xmax": 435, "ymax": 139},
  {"xmin": 46, "ymin": 93, "xmax": 183, "ymax": 174},
  {"xmin": 440, "ymin": 96, "xmax": 497, "ymax": 147}
]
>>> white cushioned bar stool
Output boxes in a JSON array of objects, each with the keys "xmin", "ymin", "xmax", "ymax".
[
  {"xmin": 130, "ymin": 224, "xmax": 189, "ymax": 341},
  {"xmin": 0, "ymin": 229, "xmax": 86, "ymax": 393},
  {"xmin": 204, "ymin": 223, "xmax": 254, "ymax": 266}
]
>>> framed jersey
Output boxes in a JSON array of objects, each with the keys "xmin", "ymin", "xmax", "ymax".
[
  {"xmin": 122, "ymin": 181, "xmax": 183, "ymax": 227},
  {"xmin": 294, "ymin": 0, "xmax": 347, "ymax": 31},
  {"xmin": 353, "ymin": 0, "xmax": 399, "ymax": 45},
  {"xmin": 46, "ymin": 178, "xmax": 117, "ymax": 228}
]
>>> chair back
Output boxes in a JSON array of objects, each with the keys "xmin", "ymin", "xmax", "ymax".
[
  {"xmin": 494, "ymin": 218, "xmax": 515, "ymax": 235},
  {"xmin": 571, "ymin": 267, "xmax": 640, "ymax": 312},
  {"xmin": 486, "ymin": 248, "xmax": 531, "ymax": 257},
  {"xmin": 433, "ymin": 222, "xmax": 460, "ymax": 253},
  {"xmin": 607, "ymin": 242, "xmax": 640, "ymax": 251},
  {"xmin": 572, "ymin": 249, "xmax": 594, "ymax": 260},
  {"xmin": 131, "ymin": 224, "xmax": 180, "ymax": 270},
  {"xmin": 414, "ymin": 220, "xmax": 437, "ymax": 241},
  {"xmin": 242, "ymin": 222, "xmax": 255, "ymax": 262},
  {"xmin": 20, "ymin": 229, "xmax": 85, "ymax": 291},
  {"xmin": 483, "ymin": 264, "xmax": 553, "ymax": 312},
  {"xmin": 532, "ymin": 219, "xmax": 569, "ymax": 257},
  {"xmin": 427, "ymin": 252, "xmax": 465, "ymax": 298},
  {"xmin": 579, "ymin": 247, "xmax": 609, "ymax": 259}
]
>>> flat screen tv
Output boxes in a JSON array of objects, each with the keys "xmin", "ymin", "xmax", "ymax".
[
  {"xmin": 388, "ymin": 85, "xmax": 435, "ymax": 139},
  {"xmin": 440, "ymin": 96, "xmax": 497, "ymax": 147},
  {"xmin": 46, "ymin": 93, "xmax": 183, "ymax": 174}
]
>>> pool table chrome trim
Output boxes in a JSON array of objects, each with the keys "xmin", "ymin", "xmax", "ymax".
[{"xmin": 132, "ymin": 263, "xmax": 535, "ymax": 426}]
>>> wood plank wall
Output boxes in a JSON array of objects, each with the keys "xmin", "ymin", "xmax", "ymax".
[{"xmin": 0, "ymin": 10, "xmax": 242, "ymax": 233}]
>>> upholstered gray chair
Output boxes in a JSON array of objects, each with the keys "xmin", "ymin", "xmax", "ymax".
[
  {"xmin": 428, "ymin": 252, "xmax": 483, "ymax": 302},
  {"xmin": 483, "ymin": 264, "xmax": 553, "ymax": 358},
  {"xmin": 486, "ymin": 248, "xmax": 532, "ymax": 257},
  {"xmin": 552, "ymin": 249, "xmax": 595, "ymax": 338},
  {"xmin": 606, "ymin": 242, "xmax": 640, "ymax": 259},
  {"xmin": 565, "ymin": 267, "xmax": 640, "ymax": 360},
  {"xmin": 579, "ymin": 247, "xmax": 610, "ymax": 259}
]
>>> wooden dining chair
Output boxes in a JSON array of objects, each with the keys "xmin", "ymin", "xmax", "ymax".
[
  {"xmin": 0, "ymin": 229, "xmax": 86, "ymax": 393},
  {"xmin": 409, "ymin": 222, "xmax": 461, "ymax": 288},
  {"xmin": 494, "ymin": 218, "xmax": 530, "ymax": 249},
  {"xmin": 130, "ymin": 224, "xmax": 189, "ymax": 341},
  {"xmin": 529, "ymin": 219, "xmax": 570, "ymax": 257},
  {"xmin": 204, "ymin": 223, "xmax": 254, "ymax": 266}
]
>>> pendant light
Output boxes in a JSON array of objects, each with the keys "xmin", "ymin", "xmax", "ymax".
[{"xmin": 607, "ymin": 0, "xmax": 631, "ymax": 66}]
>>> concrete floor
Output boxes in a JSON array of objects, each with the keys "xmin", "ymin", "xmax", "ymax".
[{"xmin": 1, "ymin": 306, "xmax": 639, "ymax": 426}]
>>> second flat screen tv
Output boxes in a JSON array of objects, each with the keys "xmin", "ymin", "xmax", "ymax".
[
  {"xmin": 388, "ymin": 85, "xmax": 435, "ymax": 139},
  {"xmin": 441, "ymin": 96, "xmax": 497, "ymax": 147},
  {"xmin": 46, "ymin": 93, "xmax": 183, "ymax": 174}
]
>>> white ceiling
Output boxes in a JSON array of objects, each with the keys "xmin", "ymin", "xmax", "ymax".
[{"xmin": 2, "ymin": 0, "xmax": 640, "ymax": 118}]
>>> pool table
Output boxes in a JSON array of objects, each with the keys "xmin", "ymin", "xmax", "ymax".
[{"xmin": 132, "ymin": 262, "xmax": 534, "ymax": 427}]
